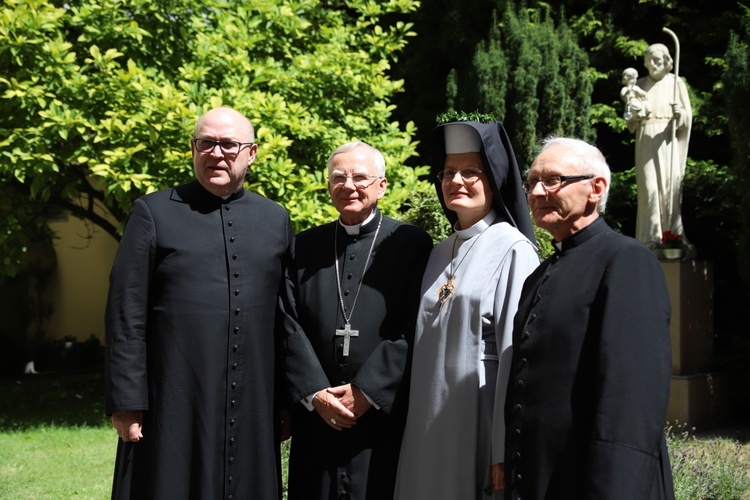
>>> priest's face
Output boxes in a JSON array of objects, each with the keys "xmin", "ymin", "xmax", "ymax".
[
  {"xmin": 192, "ymin": 107, "xmax": 257, "ymax": 198},
  {"xmin": 526, "ymin": 145, "xmax": 602, "ymax": 241},
  {"xmin": 328, "ymin": 146, "xmax": 387, "ymax": 225},
  {"xmin": 441, "ymin": 152, "xmax": 493, "ymax": 229}
]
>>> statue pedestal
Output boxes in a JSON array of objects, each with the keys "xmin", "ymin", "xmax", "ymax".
[
  {"xmin": 660, "ymin": 260, "xmax": 733, "ymax": 429},
  {"xmin": 667, "ymin": 373, "xmax": 732, "ymax": 430}
]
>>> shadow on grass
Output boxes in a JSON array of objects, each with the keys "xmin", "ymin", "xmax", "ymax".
[
  {"xmin": 695, "ymin": 425, "xmax": 750, "ymax": 445},
  {"xmin": 0, "ymin": 368, "xmax": 108, "ymax": 431}
]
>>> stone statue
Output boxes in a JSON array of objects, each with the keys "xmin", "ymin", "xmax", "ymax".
[
  {"xmin": 625, "ymin": 39, "xmax": 692, "ymax": 249},
  {"xmin": 620, "ymin": 67, "xmax": 651, "ymax": 121}
]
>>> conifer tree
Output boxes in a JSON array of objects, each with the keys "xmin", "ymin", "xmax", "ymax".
[
  {"xmin": 723, "ymin": 8, "xmax": 750, "ymax": 284},
  {"xmin": 455, "ymin": 5, "xmax": 594, "ymax": 167}
]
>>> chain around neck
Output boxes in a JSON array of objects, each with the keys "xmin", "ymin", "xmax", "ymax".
[{"xmin": 334, "ymin": 213, "xmax": 383, "ymax": 324}]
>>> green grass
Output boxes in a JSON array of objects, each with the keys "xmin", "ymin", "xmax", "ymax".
[
  {"xmin": 0, "ymin": 371, "xmax": 291, "ymax": 499},
  {"xmin": 0, "ymin": 371, "xmax": 112, "ymax": 499},
  {"xmin": 1, "ymin": 371, "xmax": 748, "ymax": 499},
  {"xmin": 1, "ymin": 425, "xmax": 114, "ymax": 499},
  {"xmin": 667, "ymin": 422, "xmax": 750, "ymax": 499}
]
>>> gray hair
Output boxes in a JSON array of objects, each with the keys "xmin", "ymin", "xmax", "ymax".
[
  {"xmin": 327, "ymin": 141, "xmax": 386, "ymax": 177},
  {"xmin": 538, "ymin": 136, "xmax": 611, "ymax": 213}
]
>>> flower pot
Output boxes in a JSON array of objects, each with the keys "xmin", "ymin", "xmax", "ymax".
[{"xmin": 662, "ymin": 248, "xmax": 682, "ymax": 260}]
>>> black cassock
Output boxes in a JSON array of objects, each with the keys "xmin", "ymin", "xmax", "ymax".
[
  {"xmin": 505, "ymin": 217, "xmax": 674, "ymax": 499},
  {"xmin": 105, "ymin": 181, "xmax": 292, "ymax": 499},
  {"xmin": 282, "ymin": 210, "xmax": 432, "ymax": 499}
]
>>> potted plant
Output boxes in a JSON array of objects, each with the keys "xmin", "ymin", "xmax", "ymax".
[{"xmin": 661, "ymin": 230, "xmax": 684, "ymax": 259}]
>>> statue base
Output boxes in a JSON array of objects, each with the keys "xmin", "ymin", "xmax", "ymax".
[
  {"xmin": 660, "ymin": 260, "xmax": 734, "ymax": 429},
  {"xmin": 668, "ymin": 373, "xmax": 733, "ymax": 430}
]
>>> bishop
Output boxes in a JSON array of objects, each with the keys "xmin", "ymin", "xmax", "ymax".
[{"xmin": 281, "ymin": 141, "xmax": 432, "ymax": 500}]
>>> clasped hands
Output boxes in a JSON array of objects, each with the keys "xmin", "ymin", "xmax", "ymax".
[{"xmin": 312, "ymin": 383, "xmax": 371, "ymax": 431}]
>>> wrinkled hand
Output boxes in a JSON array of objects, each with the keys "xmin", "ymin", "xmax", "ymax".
[
  {"xmin": 112, "ymin": 410, "xmax": 144, "ymax": 442},
  {"xmin": 312, "ymin": 390, "xmax": 356, "ymax": 431},
  {"xmin": 492, "ymin": 462, "xmax": 505, "ymax": 491},
  {"xmin": 327, "ymin": 384, "xmax": 372, "ymax": 418}
]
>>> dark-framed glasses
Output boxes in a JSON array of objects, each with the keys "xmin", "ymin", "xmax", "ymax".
[
  {"xmin": 193, "ymin": 138, "xmax": 254, "ymax": 155},
  {"xmin": 437, "ymin": 168, "xmax": 484, "ymax": 183},
  {"xmin": 328, "ymin": 172, "xmax": 383, "ymax": 189},
  {"xmin": 523, "ymin": 175, "xmax": 593, "ymax": 194}
]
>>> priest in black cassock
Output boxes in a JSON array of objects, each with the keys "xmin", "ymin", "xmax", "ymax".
[
  {"xmin": 504, "ymin": 137, "xmax": 674, "ymax": 499},
  {"xmin": 281, "ymin": 141, "xmax": 433, "ymax": 499},
  {"xmin": 105, "ymin": 107, "xmax": 291, "ymax": 499}
]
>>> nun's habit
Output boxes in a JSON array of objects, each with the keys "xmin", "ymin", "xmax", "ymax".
[{"xmin": 394, "ymin": 122, "xmax": 539, "ymax": 499}]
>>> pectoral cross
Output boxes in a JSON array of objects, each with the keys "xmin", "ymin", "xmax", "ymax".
[{"xmin": 335, "ymin": 322, "xmax": 359, "ymax": 356}]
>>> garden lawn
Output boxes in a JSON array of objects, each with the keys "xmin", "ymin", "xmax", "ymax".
[
  {"xmin": 0, "ymin": 425, "xmax": 114, "ymax": 499},
  {"xmin": 0, "ymin": 371, "xmax": 113, "ymax": 499},
  {"xmin": 0, "ymin": 370, "xmax": 292, "ymax": 499},
  {"xmin": 0, "ymin": 370, "xmax": 747, "ymax": 499}
]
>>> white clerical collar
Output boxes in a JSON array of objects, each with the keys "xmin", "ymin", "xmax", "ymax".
[
  {"xmin": 221, "ymin": 187, "xmax": 244, "ymax": 200},
  {"xmin": 339, "ymin": 210, "xmax": 377, "ymax": 235},
  {"xmin": 455, "ymin": 209, "xmax": 497, "ymax": 240}
]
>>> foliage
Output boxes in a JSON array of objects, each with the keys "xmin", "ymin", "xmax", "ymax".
[
  {"xmin": 666, "ymin": 422, "xmax": 750, "ymax": 500},
  {"xmin": 459, "ymin": 4, "xmax": 595, "ymax": 167},
  {"xmin": 0, "ymin": 184, "xmax": 53, "ymax": 279},
  {"xmin": 0, "ymin": 0, "xmax": 429, "ymax": 280},
  {"xmin": 435, "ymin": 110, "xmax": 498, "ymax": 125},
  {"xmin": 400, "ymin": 186, "xmax": 452, "ymax": 245},
  {"xmin": 533, "ymin": 222, "xmax": 555, "ymax": 261},
  {"xmin": 681, "ymin": 158, "xmax": 739, "ymax": 258},
  {"xmin": 603, "ymin": 167, "xmax": 636, "ymax": 235},
  {"xmin": 723, "ymin": 5, "xmax": 750, "ymax": 286}
]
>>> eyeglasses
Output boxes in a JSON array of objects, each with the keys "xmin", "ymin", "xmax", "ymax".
[
  {"xmin": 193, "ymin": 138, "xmax": 254, "ymax": 155},
  {"xmin": 523, "ymin": 175, "xmax": 594, "ymax": 194},
  {"xmin": 328, "ymin": 173, "xmax": 383, "ymax": 189},
  {"xmin": 437, "ymin": 168, "xmax": 484, "ymax": 183}
]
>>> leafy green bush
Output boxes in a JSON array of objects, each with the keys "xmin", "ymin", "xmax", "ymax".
[
  {"xmin": 0, "ymin": 0, "xmax": 429, "ymax": 277},
  {"xmin": 401, "ymin": 186, "xmax": 452, "ymax": 245}
]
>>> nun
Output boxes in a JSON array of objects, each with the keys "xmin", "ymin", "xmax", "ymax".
[{"xmin": 394, "ymin": 121, "xmax": 539, "ymax": 499}]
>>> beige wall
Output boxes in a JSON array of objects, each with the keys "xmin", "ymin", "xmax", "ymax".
[{"xmin": 45, "ymin": 214, "xmax": 119, "ymax": 342}]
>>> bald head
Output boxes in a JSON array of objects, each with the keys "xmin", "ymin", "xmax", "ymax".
[
  {"xmin": 191, "ymin": 107, "xmax": 258, "ymax": 197},
  {"xmin": 195, "ymin": 107, "xmax": 255, "ymax": 143}
]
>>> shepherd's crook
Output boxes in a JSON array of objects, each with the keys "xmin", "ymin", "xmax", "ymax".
[{"xmin": 662, "ymin": 27, "xmax": 680, "ymax": 225}]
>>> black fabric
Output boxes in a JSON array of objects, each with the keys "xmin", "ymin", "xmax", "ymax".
[
  {"xmin": 281, "ymin": 211, "xmax": 432, "ymax": 499},
  {"xmin": 429, "ymin": 120, "xmax": 536, "ymax": 245},
  {"xmin": 504, "ymin": 218, "xmax": 675, "ymax": 499},
  {"xmin": 105, "ymin": 180, "xmax": 291, "ymax": 499}
]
